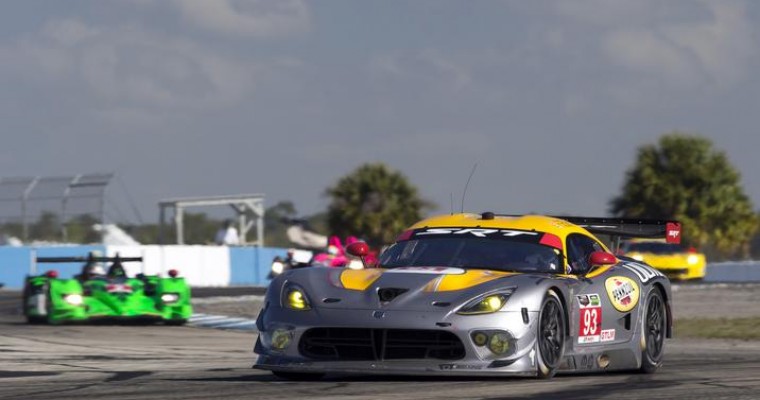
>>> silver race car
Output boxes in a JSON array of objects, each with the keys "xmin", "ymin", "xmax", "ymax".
[{"xmin": 254, "ymin": 212, "xmax": 678, "ymax": 380}]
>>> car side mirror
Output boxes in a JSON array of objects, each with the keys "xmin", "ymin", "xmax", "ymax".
[
  {"xmin": 346, "ymin": 242, "xmax": 369, "ymax": 258},
  {"xmin": 588, "ymin": 251, "xmax": 617, "ymax": 267}
]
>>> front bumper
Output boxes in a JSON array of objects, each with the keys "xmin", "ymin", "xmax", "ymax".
[{"xmin": 254, "ymin": 305, "xmax": 541, "ymax": 376}]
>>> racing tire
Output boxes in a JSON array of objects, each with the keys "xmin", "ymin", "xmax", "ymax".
[
  {"xmin": 23, "ymin": 284, "xmax": 50, "ymax": 324},
  {"xmin": 535, "ymin": 290, "xmax": 566, "ymax": 379},
  {"xmin": 640, "ymin": 288, "xmax": 666, "ymax": 374},
  {"xmin": 271, "ymin": 371, "xmax": 325, "ymax": 381}
]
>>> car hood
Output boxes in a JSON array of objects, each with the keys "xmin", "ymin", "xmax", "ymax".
[{"xmin": 273, "ymin": 266, "xmax": 554, "ymax": 312}]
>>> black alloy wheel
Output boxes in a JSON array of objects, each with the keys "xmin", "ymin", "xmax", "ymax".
[
  {"xmin": 536, "ymin": 291, "xmax": 565, "ymax": 379},
  {"xmin": 640, "ymin": 288, "xmax": 666, "ymax": 373}
]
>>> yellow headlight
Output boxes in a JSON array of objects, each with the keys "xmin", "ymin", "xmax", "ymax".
[
  {"xmin": 287, "ymin": 289, "xmax": 310, "ymax": 310},
  {"xmin": 631, "ymin": 254, "xmax": 644, "ymax": 261},
  {"xmin": 483, "ymin": 295, "xmax": 503, "ymax": 312},
  {"xmin": 457, "ymin": 293, "xmax": 510, "ymax": 315},
  {"xmin": 687, "ymin": 254, "xmax": 699, "ymax": 265}
]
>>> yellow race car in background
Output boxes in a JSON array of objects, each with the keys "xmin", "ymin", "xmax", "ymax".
[{"xmin": 620, "ymin": 240, "xmax": 706, "ymax": 281}]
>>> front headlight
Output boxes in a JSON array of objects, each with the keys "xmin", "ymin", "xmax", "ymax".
[
  {"xmin": 63, "ymin": 294, "xmax": 83, "ymax": 306},
  {"xmin": 283, "ymin": 286, "xmax": 311, "ymax": 310},
  {"xmin": 687, "ymin": 254, "xmax": 699, "ymax": 265},
  {"xmin": 271, "ymin": 261, "xmax": 285, "ymax": 275},
  {"xmin": 631, "ymin": 254, "xmax": 644, "ymax": 261},
  {"xmin": 161, "ymin": 293, "xmax": 180, "ymax": 303},
  {"xmin": 457, "ymin": 291, "xmax": 512, "ymax": 315}
]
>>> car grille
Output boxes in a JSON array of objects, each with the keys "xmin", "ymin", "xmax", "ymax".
[{"xmin": 299, "ymin": 328, "xmax": 465, "ymax": 361}]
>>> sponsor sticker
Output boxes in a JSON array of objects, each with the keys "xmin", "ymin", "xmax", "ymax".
[
  {"xmin": 577, "ymin": 294, "xmax": 601, "ymax": 308},
  {"xmin": 416, "ymin": 228, "xmax": 538, "ymax": 238},
  {"xmin": 600, "ymin": 329, "xmax": 616, "ymax": 342},
  {"xmin": 666, "ymin": 222, "xmax": 681, "ymax": 244},
  {"xmin": 605, "ymin": 276, "xmax": 639, "ymax": 312},
  {"xmin": 439, "ymin": 364, "xmax": 483, "ymax": 370},
  {"xmin": 578, "ymin": 305, "xmax": 602, "ymax": 344}
]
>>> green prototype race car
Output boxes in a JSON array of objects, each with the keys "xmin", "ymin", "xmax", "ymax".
[{"xmin": 22, "ymin": 254, "xmax": 192, "ymax": 325}]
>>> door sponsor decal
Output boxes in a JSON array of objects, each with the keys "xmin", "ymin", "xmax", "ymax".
[
  {"xmin": 600, "ymin": 329, "xmax": 616, "ymax": 342},
  {"xmin": 578, "ymin": 294, "xmax": 602, "ymax": 344},
  {"xmin": 605, "ymin": 276, "xmax": 639, "ymax": 312},
  {"xmin": 622, "ymin": 262, "xmax": 663, "ymax": 283}
]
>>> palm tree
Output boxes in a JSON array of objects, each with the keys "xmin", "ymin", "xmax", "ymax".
[
  {"xmin": 610, "ymin": 133, "xmax": 758, "ymax": 258},
  {"xmin": 325, "ymin": 163, "xmax": 434, "ymax": 247}
]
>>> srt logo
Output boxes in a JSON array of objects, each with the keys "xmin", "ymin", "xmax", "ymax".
[
  {"xmin": 373, "ymin": 311, "xmax": 385, "ymax": 319},
  {"xmin": 417, "ymin": 228, "xmax": 538, "ymax": 238}
]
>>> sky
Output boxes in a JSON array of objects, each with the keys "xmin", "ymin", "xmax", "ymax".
[{"xmin": 1, "ymin": 0, "xmax": 759, "ymax": 224}]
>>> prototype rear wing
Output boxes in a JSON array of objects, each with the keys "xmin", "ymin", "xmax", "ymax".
[
  {"xmin": 36, "ymin": 256, "xmax": 143, "ymax": 263},
  {"xmin": 30, "ymin": 252, "xmax": 142, "ymax": 275}
]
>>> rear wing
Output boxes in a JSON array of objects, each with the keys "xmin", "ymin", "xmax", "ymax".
[
  {"xmin": 495, "ymin": 214, "xmax": 681, "ymax": 251},
  {"xmin": 30, "ymin": 252, "xmax": 143, "ymax": 275},
  {"xmin": 36, "ymin": 256, "xmax": 143, "ymax": 263},
  {"xmin": 554, "ymin": 216, "xmax": 681, "ymax": 252},
  {"xmin": 553, "ymin": 217, "xmax": 681, "ymax": 242}
]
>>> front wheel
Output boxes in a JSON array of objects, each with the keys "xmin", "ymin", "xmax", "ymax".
[
  {"xmin": 640, "ymin": 288, "xmax": 666, "ymax": 373},
  {"xmin": 536, "ymin": 290, "xmax": 566, "ymax": 379}
]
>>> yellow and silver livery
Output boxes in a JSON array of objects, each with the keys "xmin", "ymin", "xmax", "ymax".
[{"xmin": 254, "ymin": 212, "xmax": 676, "ymax": 380}]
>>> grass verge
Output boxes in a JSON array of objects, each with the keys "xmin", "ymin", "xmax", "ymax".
[{"xmin": 675, "ymin": 318, "xmax": 760, "ymax": 340}]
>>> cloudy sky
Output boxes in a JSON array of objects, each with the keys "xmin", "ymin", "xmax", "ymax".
[{"xmin": 2, "ymin": 0, "xmax": 759, "ymax": 223}]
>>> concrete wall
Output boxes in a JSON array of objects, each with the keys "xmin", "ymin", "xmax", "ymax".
[
  {"xmin": 4, "ymin": 245, "xmax": 759, "ymax": 289},
  {"xmin": 0, "ymin": 245, "xmax": 287, "ymax": 289},
  {"xmin": 0, "ymin": 245, "xmax": 106, "ymax": 289}
]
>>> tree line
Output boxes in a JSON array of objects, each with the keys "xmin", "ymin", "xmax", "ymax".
[{"xmin": 2, "ymin": 132, "xmax": 757, "ymax": 260}]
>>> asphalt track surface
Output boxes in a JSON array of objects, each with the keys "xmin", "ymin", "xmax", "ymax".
[{"xmin": 2, "ymin": 291, "xmax": 760, "ymax": 400}]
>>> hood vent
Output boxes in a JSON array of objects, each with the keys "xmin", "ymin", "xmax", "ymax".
[{"xmin": 378, "ymin": 288, "xmax": 408, "ymax": 303}]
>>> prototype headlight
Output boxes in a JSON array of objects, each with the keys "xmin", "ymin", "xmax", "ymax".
[
  {"xmin": 283, "ymin": 286, "xmax": 311, "ymax": 310},
  {"xmin": 457, "ymin": 292, "xmax": 512, "ymax": 315},
  {"xmin": 271, "ymin": 261, "xmax": 285, "ymax": 275},
  {"xmin": 161, "ymin": 293, "xmax": 180, "ymax": 303},
  {"xmin": 63, "ymin": 294, "xmax": 83, "ymax": 306},
  {"xmin": 687, "ymin": 254, "xmax": 699, "ymax": 265}
]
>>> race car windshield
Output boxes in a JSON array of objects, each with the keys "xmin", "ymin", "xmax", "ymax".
[{"xmin": 378, "ymin": 237, "xmax": 562, "ymax": 273}]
